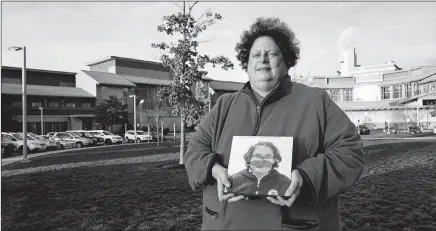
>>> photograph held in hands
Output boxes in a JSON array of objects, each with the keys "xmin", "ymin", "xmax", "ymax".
[{"xmin": 225, "ymin": 136, "xmax": 293, "ymax": 199}]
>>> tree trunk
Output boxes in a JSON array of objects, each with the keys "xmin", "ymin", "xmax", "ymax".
[{"xmin": 180, "ymin": 115, "xmax": 185, "ymax": 165}]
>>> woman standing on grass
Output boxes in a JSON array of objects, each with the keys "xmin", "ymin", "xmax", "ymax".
[{"xmin": 184, "ymin": 17, "xmax": 365, "ymax": 230}]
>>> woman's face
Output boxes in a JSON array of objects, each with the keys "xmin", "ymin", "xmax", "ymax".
[{"xmin": 246, "ymin": 36, "xmax": 288, "ymax": 96}]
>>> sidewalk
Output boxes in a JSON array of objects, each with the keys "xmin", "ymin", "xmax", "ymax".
[
  {"xmin": 362, "ymin": 136, "xmax": 436, "ymax": 140},
  {"xmin": 1, "ymin": 141, "xmax": 181, "ymax": 167}
]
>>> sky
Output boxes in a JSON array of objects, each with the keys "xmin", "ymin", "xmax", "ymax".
[{"xmin": 2, "ymin": 1, "xmax": 436, "ymax": 83}]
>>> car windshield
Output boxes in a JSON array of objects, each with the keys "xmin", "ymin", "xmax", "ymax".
[
  {"xmin": 84, "ymin": 132, "xmax": 93, "ymax": 137},
  {"xmin": 70, "ymin": 133, "xmax": 81, "ymax": 138},
  {"xmin": 136, "ymin": 131, "xmax": 146, "ymax": 135},
  {"xmin": 11, "ymin": 133, "xmax": 23, "ymax": 140},
  {"xmin": 103, "ymin": 131, "xmax": 113, "ymax": 135}
]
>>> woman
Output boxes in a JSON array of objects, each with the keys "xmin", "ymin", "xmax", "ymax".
[{"xmin": 184, "ymin": 17, "xmax": 364, "ymax": 230}]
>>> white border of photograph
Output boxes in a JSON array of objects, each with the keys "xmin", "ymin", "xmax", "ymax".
[{"xmin": 227, "ymin": 136, "xmax": 294, "ymax": 179}]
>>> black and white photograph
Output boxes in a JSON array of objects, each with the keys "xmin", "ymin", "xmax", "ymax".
[
  {"xmin": 1, "ymin": 1, "xmax": 436, "ymax": 231},
  {"xmin": 225, "ymin": 136, "xmax": 293, "ymax": 198}
]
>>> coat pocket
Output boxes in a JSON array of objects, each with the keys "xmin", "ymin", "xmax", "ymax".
[{"xmin": 205, "ymin": 206, "xmax": 219, "ymax": 219}]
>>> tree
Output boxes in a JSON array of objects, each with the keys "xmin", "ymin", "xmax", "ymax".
[
  {"xmin": 144, "ymin": 86, "xmax": 172, "ymax": 146},
  {"xmin": 152, "ymin": 1, "xmax": 234, "ymax": 164},
  {"xmin": 292, "ymin": 74, "xmax": 310, "ymax": 85},
  {"xmin": 96, "ymin": 96, "xmax": 128, "ymax": 132}
]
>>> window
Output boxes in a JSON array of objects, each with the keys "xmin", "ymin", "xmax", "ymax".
[
  {"xmin": 32, "ymin": 102, "xmax": 42, "ymax": 107},
  {"xmin": 381, "ymin": 86, "xmax": 390, "ymax": 100},
  {"xmin": 12, "ymin": 101, "xmax": 22, "ymax": 106},
  {"xmin": 393, "ymin": 84, "xmax": 402, "ymax": 99},
  {"xmin": 342, "ymin": 88, "xmax": 353, "ymax": 102},
  {"xmin": 82, "ymin": 103, "xmax": 91, "ymax": 108},
  {"xmin": 405, "ymin": 83, "xmax": 412, "ymax": 98},
  {"xmin": 65, "ymin": 103, "xmax": 76, "ymax": 107},
  {"xmin": 329, "ymin": 89, "xmax": 340, "ymax": 102},
  {"xmin": 49, "ymin": 102, "xmax": 60, "ymax": 107}
]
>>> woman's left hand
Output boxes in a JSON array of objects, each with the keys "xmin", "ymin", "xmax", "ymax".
[{"xmin": 267, "ymin": 169, "xmax": 303, "ymax": 207}]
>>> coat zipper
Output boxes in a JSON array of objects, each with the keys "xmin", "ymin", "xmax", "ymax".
[{"xmin": 250, "ymin": 90, "xmax": 276, "ymax": 136}]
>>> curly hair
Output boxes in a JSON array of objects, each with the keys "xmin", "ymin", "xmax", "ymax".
[
  {"xmin": 235, "ymin": 17, "xmax": 300, "ymax": 71},
  {"xmin": 243, "ymin": 141, "xmax": 282, "ymax": 169}
]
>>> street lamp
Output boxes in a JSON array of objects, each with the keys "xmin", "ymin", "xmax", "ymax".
[
  {"xmin": 129, "ymin": 95, "xmax": 144, "ymax": 144},
  {"xmin": 9, "ymin": 46, "xmax": 27, "ymax": 160},
  {"xmin": 39, "ymin": 107, "xmax": 44, "ymax": 135}
]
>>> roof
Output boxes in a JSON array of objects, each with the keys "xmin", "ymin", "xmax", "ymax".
[
  {"xmin": 85, "ymin": 56, "xmax": 165, "ymax": 67},
  {"xmin": 310, "ymin": 69, "xmax": 436, "ymax": 88},
  {"xmin": 121, "ymin": 75, "xmax": 172, "ymax": 86},
  {"xmin": 395, "ymin": 91, "xmax": 436, "ymax": 105},
  {"xmin": 1, "ymin": 83, "xmax": 95, "ymax": 98},
  {"xmin": 420, "ymin": 72, "xmax": 436, "ymax": 84},
  {"xmin": 336, "ymin": 100, "xmax": 398, "ymax": 110},
  {"xmin": 209, "ymin": 80, "xmax": 246, "ymax": 91},
  {"xmin": 2, "ymin": 66, "xmax": 76, "ymax": 75},
  {"xmin": 81, "ymin": 70, "xmax": 136, "ymax": 87}
]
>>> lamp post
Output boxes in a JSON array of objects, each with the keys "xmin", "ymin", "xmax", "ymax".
[
  {"xmin": 39, "ymin": 107, "xmax": 44, "ymax": 135},
  {"xmin": 129, "ymin": 94, "xmax": 144, "ymax": 144},
  {"xmin": 129, "ymin": 95, "xmax": 137, "ymax": 143},
  {"xmin": 9, "ymin": 46, "xmax": 27, "ymax": 160}
]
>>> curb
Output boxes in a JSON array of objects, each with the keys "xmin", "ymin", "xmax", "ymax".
[{"xmin": 1, "ymin": 142, "xmax": 184, "ymax": 167}]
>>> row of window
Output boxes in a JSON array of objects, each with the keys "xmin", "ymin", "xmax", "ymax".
[
  {"xmin": 326, "ymin": 80, "xmax": 435, "ymax": 102},
  {"xmin": 27, "ymin": 122, "xmax": 69, "ymax": 134},
  {"xmin": 325, "ymin": 88, "xmax": 353, "ymax": 102},
  {"xmin": 11, "ymin": 101, "xmax": 92, "ymax": 108}
]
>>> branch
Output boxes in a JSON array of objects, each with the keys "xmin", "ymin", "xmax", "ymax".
[
  {"xmin": 188, "ymin": 1, "xmax": 198, "ymax": 15},
  {"xmin": 195, "ymin": 9, "xmax": 210, "ymax": 24},
  {"xmin": 173, "ymin": 2, "xmax": 183, "ymax": 12},
  {"xmin": 198, "ymin": 37, "xmax": 215, "ymax": 43}
]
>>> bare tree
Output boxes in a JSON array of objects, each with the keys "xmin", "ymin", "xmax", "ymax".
[{"xmin": 143, "ymin": 86, "xmax": 172, "ymax": 146}]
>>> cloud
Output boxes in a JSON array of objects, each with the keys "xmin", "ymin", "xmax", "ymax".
[{"xmin": 337, "ymin": 26, "xmax": 359, "ymax": 47}]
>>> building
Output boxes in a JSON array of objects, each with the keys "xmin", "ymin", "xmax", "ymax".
[
  {"xmin": 1, "ymin": 66, "xmax": 96, "ymax": 134},
  {"xmin": 311, "ymin": 47, "xmax": 436, "ymax": 129},
  {"xmin": 76, "ymin": 56, "xmax": 177, "ymax": 132},
  {"xmin": 202, "ymin": 77, "xmax": 245, "ymax": 108}
]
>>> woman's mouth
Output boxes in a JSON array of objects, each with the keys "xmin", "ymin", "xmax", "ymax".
[{"xmin": 257, "ymin": 67, "xmax": 271, "ymax": 71}]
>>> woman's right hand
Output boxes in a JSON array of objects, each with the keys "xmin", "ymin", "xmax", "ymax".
[{"xmin": 212, "ymin": 163, "xmax": 246, "ymax": 203}]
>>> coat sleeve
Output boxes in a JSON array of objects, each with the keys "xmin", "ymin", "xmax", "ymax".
[
  {"xmin": 183, "ymin": 96, "xmax": 225, "ymax": 191},
  {"xmin": 295, "ymin": 90, "xmax": 365, "ymax": 206}
]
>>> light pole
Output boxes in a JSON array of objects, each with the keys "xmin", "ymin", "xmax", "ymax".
[
  {"xmin": 9, "ymin": 46, "xmax": 27, "ymax": 160},
  {"xmin": 129, "ymin": 94, "xmax": 144, "ymax": 144},
  {"xmin": 39, "ymin": 107, "xmax": 44, "ymax": 135},
  {"xmin": 129, "ymin": 95, "xmax": 137, "ymax": 143}
]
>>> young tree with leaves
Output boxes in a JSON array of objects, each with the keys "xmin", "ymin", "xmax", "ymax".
[
  {"xmin": 152, "ymin": 1, "xmax": 234, "ymax": 164},
  {"xmin": 95, "ymin": 95, "xmax": 128, "ymax": 132}
]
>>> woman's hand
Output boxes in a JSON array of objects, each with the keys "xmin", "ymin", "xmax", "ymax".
[
  {"xmin": 267, "ymin": 169, "xmax": 303, "ymax": 207},
  {"xmin": 212, "ymin": 163, "xmax": 246, "ymax": 203}
]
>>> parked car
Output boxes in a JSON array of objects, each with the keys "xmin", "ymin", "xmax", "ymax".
[
  {"xmin": 45, "ymin": 135, "xmax": 76, "ymax": 149},
  {"xmin": 51, "ymin": 132, "xmax": 93, "ymax": 148},
  {"xmin": 125, "ymin": 130, "xmax": 153, "ymax": 143},
  {"xmin": 88, "ymin": 130, "xmax": 123, "ymax": 145},
  {"xmin": 357, "ymin": 125, "xmax": 370, "ymax": 135},
  {"xmin": 2, "ymin": 140, "xmax": 16, "ymax": 158},
  {"xmin": 408, "ymin": 125, "xmax": 422, "ymax": 134},
  {"xmin": 27, "ymin": 132, "xmax": 58, "ymax": 151},
  {"xmin": 66, "ymin": 130, "xmax": 105, "ymax": 146},
  {"xmin": 383, "ymin": 126, "xmax": 398, "ymax": 134},
  {"xmin": 2, "ymin": 132, "xmax": 47, "ymax": 154}
]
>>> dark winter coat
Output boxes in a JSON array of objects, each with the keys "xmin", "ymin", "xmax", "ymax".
[{"xmin": 184, "ymin": 75, "xmax": 365, "ymax": 230}]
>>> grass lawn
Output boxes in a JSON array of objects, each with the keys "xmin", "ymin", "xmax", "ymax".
[{"xmin": 2, "ymin": 141, "xmax": 436, "ymax": 231}]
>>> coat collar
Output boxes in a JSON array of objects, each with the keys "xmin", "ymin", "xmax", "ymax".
[{"xmin": 240, "ymin": 75, "xmax": 293, "ymax": 106}]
